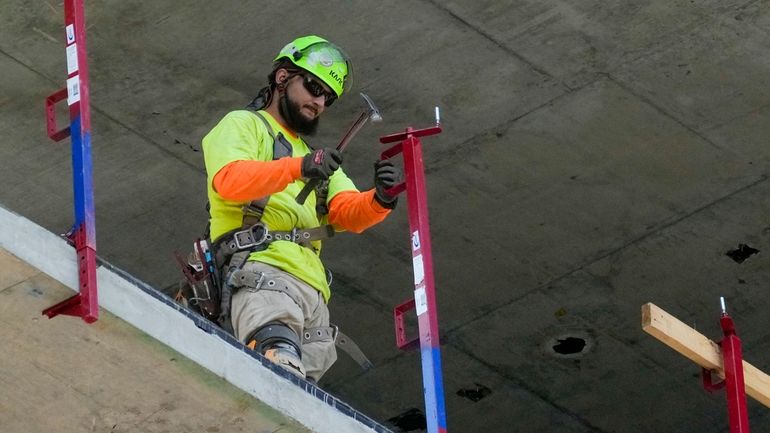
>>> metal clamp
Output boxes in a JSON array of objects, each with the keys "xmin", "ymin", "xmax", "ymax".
[
  {"xmin": 331, "ymin": 324, "xmax": 339, "ymax": 343},
  {"xmin": 45, "ymin": 88, "xmax": 71, "ymax": 142},
  {"xmin": 233, "ymin": 223, "xmax": 268, "ymax": 250}
]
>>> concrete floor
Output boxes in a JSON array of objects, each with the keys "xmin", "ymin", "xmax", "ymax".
[{"xmin": 2, "ymin": 1, "xmax": 770, "ymax": 431}]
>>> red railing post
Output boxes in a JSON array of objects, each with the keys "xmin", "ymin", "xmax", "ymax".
[
  {"xmin": 720, "ymin": 299, "xmax": 750, "ymax": 433},
  {"xmin": 380, "ymin": 120, "xmax": 448, "ymax": 433},
  {"xmin": 42, "ymin": 0, "xmax": 99, "ymax": 323}
]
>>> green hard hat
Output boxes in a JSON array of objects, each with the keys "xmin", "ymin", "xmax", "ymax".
[{"xmin": 274, "ymin": 35, "xmax": 351, "ymax": 98}]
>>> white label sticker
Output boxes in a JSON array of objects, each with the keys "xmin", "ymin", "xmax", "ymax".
[
  {"xmin": 66, "ymin": 24, "xmax": 75, "ymax": 44},
  {"xmin": 412, "ymin": 254, "xmax": 425, "ymax": 286},
  {"xmin": 414, "ymin": 287, "xmax": 428, "ymax": 316},
  {"xmin": 66, "ymin": 75, "xmax": 80, "ymax": 105},
  {"xmin": 66, "ymin": 43, "xmax": 78, "ymax": 75},
  {"xmin": 411, "ymin": 231, "xmax": 421, "ymax": 251}
]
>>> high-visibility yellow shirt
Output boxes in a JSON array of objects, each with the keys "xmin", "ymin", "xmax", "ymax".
[{"xmin": 202, "ymin": 110, "xmax": 358, "ymax": 301}]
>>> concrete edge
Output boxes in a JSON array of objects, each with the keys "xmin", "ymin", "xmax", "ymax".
[{"xmin": 0, "ymin": 205, "xmax": 392, "ymax": 433}]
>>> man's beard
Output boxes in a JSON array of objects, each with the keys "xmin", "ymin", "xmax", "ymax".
[{"xmin": 279, "ymin": 93, "xmax": 319, "ymax": 136}]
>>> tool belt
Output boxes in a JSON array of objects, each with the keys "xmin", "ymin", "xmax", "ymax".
[
  {"xmin": 213, "ymin": 223, "xmax": 335, "ymax": 267},
  {"xmin": 174, "ymin": 239, "xmax": 221, "ymax": 322},
  {"xmin": 174, "ymin": 223, "xmax": 334, "ymax": 325}
]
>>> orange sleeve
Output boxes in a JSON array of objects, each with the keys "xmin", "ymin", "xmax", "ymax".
[
  {"xmin": 213, "ymin": 157, "xmax": 303, "ymax": 201},
  {"xmin": 328, "ymin": 190, "xmax": 392, "ymax": 233}
]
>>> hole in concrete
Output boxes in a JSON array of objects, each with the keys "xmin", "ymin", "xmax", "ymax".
[
  {"xmin": 456, "ymin": 383, "xmax": 492, "ymax": 402},
  {"xmin": 385, "ymin": 408, "xmax": 426, "ymax": 432},
  {"xmin": 544, "ymin": 332, "xmax": 593, "ymax": 358},
  {"xmin": 726, "ymin": 244, "xmax": 759, "ymax": 263},
  {"xmin": 553, "ymin": 337, "xmax": 586, "ymax": 355}
]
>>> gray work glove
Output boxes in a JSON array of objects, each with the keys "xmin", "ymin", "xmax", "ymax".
[
  {"xmin": 373, "ymin": 159, "xmax": 400, "ymax": 209},
  {"xmin": 302, "ymin": 148, "xmax": 342, "ymax": 180}
]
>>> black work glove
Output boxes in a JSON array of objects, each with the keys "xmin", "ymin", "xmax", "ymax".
[
  {"xmin": 373, "ymin": 159, "xmax": 400, "ymax": 209},
  {"xmin": 301, "ymin": 148, "xmax": 343, "ymax": 180}
]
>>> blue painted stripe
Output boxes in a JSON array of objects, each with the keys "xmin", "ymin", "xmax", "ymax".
[
  {"xmin": 421, "ymin": 345, "xmax": 448, "ymax": 433},
  {"xmin": 80, "ymin": 130, "xmax": 96, "ymax": 244},
  {"xmin": 70, "ymin": 115, "xmax": 85, "ymax": 226},
  {"xmin": 69, "ymin": 116, "xmax": 96, "ymax": 244}
]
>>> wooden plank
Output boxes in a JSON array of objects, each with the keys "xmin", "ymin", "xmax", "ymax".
[
  {"xmin": 642, "ymin": 302, "xmax": 770, "ymax": 409},
  {"xmin": 0, "ymin": 253, "xmax": 311, "ymax": 433}
]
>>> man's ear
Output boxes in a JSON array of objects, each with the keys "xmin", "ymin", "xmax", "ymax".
[{"xmin": 275, "ymin": 68, "xmax": 289, "ymax": 84}]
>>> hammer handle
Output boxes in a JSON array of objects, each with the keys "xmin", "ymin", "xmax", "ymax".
[
  {"xmin": 295, "ymin": 111, "xmax": 371, "ymax": 205},
  {"xmin": 296, "ymin": 179, "xmax": 319, "ymax": 204}
]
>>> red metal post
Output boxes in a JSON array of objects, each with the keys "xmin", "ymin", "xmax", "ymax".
[
  {"xmin": 720, "ymin": 310, "xmax": 750, "ymax": 433},
  {"xmin": 702, "ymin": 299, "xmax": 750, "ymax": 433},
  {"xmin": 381, "ymin": 124, "xmax": 447, "ymax": 433},
  {"xmin": 42, "ymin": 0, "xmax": 98, "ymax": 323}
]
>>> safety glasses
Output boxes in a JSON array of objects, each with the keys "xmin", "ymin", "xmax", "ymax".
[{"xmin": 299, "ymin": 74, "xmax": 337, "ymax": 107}]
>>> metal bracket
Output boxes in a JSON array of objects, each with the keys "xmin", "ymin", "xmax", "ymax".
[
  {"xmin": 45, "ymin": 88, "xmax": 71, "ymax": 142},
  {"xmin": 394, "ymin": 298, "xmax": 419, "ymax": 351},
  {"xmin": 42, "ymin": 225, "xmax": 98, "ymax": 323},
  {"xmin": 702, "ymin": 367, "xmax": 726, "ymax": 392}
]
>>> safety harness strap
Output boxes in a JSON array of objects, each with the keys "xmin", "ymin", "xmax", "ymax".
[
  {"xmin": 242, "ymin": 197, "xmax": 269, "ymax": 228},
  {"xmin": 214, "ymin": 223, "xmax": 335, "ymax": 266},
  {"xmin": 239, "ymin": 111, "xmax": 283, "ymax": 227},
  {"xmin": 304, "ymin": 326, "xmax": 373, "ymax": 370},
  {"xmin": 227, "ymin": 268, "xmax": 304, "ymax": 307},
  {"xmin": 238, "ymin": 110, "xmax": 327, "ymax": 230}
]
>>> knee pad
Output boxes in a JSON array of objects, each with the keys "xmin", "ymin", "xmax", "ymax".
[{"xmin": 247, "ymin": 323, "xmax": 301, "ymax": 358}]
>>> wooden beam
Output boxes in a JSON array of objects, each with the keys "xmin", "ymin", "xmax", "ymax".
[{"xmin": 642, "ymin": 302, "xmax": 770, "ymax": 409}]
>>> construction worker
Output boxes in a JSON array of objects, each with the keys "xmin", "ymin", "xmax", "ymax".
[{"xmin": 201, "ymin": 35, "xmax": 399, "ymax": 381}]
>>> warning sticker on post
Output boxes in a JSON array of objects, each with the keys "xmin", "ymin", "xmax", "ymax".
[
  {"xmin": 66, "ymin": 43, "xmax": 78, "ymax": 75},
  {"xmin": 66, "ymin": 24, "xmax": 75, "ymax": 44},
  {"xmin": 411, "ymin": 231, "xmax": 421, "ymax": 251},
  {"xmin": 67, "ymin": 75, "xmax": 80, "ymax": 105},
  {"xmin": 414, "ymin": 287, "xmax": 428, "ymax": 316},
  {"xmin": 412, "ymin": 254, "xmax": 425, "ymax": 286}
]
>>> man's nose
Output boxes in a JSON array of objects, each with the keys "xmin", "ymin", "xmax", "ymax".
[
  {"xmin": 311, "ymin": 94, "xmax": 326, "ymax": 107},
  {"xmin": 309, "ymin": 97, "xmax": 325, "ymax": 114}
]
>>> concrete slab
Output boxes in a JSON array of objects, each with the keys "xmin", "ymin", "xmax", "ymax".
[
  {"xmin": 577, "ymin": 176, "xmax": 770, "ymax": 353},
  {"xmin": 448, "ymin": 288, "xmax": 731, "ymax": 432},
  {"xmin": 3, "ymin": 0, "xmax": 770, "ymax": 431},
  {"xmin": 345, "ymin": 77, "xmax": 764, "ymax": 325},
  {"xmin": 612, "ymin": 3, "xmax": 770, "ymax": 143},
  {"xmin": 446, "ymin": 170, "xmax": 770, "ymax": 431},
  {"xmin": 330, "ymin": 345, "xmax": 597, "ymax": 433},
  {"xmin": 438, "ymin": 0, "xmax": 750, "ymax": 88}
]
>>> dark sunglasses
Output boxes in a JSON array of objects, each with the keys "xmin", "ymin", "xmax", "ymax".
[{"xmin": 299, "ymin": 74, "xmax": 337, "ymax": 107}]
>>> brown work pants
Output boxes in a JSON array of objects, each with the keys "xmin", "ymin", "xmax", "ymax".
[{"xmin": 230, "ymin": 261, "xmax": 337, "ymax": 381}]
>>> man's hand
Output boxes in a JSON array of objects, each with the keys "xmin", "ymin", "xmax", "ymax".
[
  {"xmin": 373, "ymin": 159, "xmax": 400, "ymax": 208},
  {"xmin": 302, "ymin": 148, "xmax": 343, "ymax": 180}
]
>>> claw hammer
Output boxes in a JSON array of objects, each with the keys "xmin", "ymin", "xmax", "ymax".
[{"xmin": 296, "ymin": 93, "xmax": 382, "ymax": 204}]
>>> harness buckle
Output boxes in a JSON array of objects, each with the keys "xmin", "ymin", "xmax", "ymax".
[
  {"xmin": 233, "ymin": 223, "xmax": 269, "ymax": 250},
  {"xmin": 331, "ymin": 324, "xmax": 339, "ymax": 343}
]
